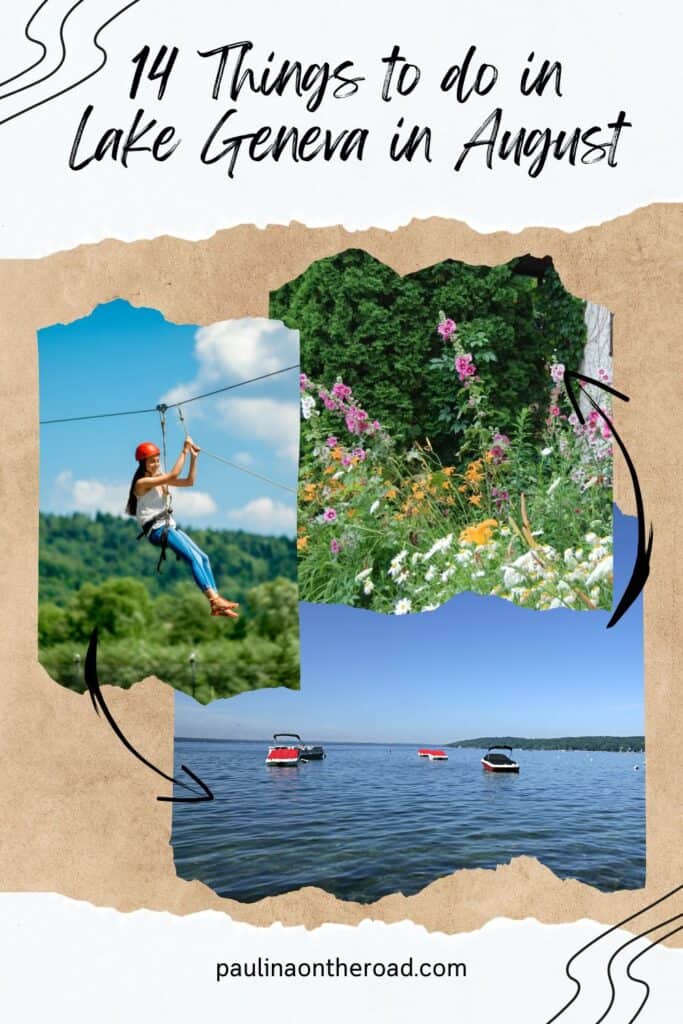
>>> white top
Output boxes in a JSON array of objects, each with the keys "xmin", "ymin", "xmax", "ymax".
[{"xmin": 135, "ymin": 484, "xmax": 175, "ymax": 530}]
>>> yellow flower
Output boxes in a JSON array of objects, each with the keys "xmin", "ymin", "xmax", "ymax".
[
  {"xmin": 459, "ymin": 518, "xmax": 498, "ymax": 546},
  {"xmin": 443, "ymin": 466, "xmax": 454, "ymax": 476},
  {"xmin": 413, "ymin": 489, "xmax": 425, "ymax": 501},
  {"xmin": 442, "ymin": 480, "xmax": 451, "ymax": 490},
  {"xmin": 385, "ymin": 488, "xmax": 397, "ymax": 499},
  {"xmin": 465, "ymin": 459, "xmax": 484, "ymax": 484},
  {"xmin": 296, "ymin": 536, "xmax": 309, "ymax": 551},
  {"xmin": 469, "ymin": 494, "xmax": 482, "ymax": 506},
  {"xmin": 458, "ymin": 484, "xmax": 468, "ymax": 493}
]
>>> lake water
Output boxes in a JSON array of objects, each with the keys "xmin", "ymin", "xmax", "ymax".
[{"xmin": 171, "ymin": 739, "xmax": 645, "ymax": 903}]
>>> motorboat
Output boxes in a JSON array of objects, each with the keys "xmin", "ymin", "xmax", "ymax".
[
  {"xmin": 418, "ymin": 748, "xmax": 448, "ymax": 760},
  {"xmin": 265, "ymin": 733, "xmax": 325, "ymax": 766},
  {"xmin": 481, "ymin": 745, "xmax": 520, "ymax": 773}
]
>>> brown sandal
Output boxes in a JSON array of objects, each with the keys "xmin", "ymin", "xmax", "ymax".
[{"xmin": 209, "ymin": 596, "xmax": 239, "ymax": 618}]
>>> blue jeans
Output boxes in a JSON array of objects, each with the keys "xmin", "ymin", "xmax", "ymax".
[{"xmin": 148, "ymin": 526, "xmax": 217, "ymax": 592}]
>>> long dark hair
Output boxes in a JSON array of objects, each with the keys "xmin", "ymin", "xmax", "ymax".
[{"xmin": 125, "ymin": 461, "xmax": 147, "ymax": 516}]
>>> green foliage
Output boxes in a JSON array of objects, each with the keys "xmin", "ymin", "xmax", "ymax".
[
  {"xmin": 39, "ymin": 511, "xmax": 296, "ymax": 606},
  {"xmin": 38, "ymin": 512, "xmax": 299, "ymax": 701},
  {"xmin": 448, "ymin": 736, "xmax": 645, "ymax": 752},
  {"xmin": 270, "ymin": 250, "xmax": 587, "ymax": 457}
]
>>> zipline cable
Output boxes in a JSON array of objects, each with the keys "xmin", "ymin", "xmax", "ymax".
[
  {"xmin": 39, "ymin": 363, "xmax": 300, "ymax": 425},
  {"xmin": 176, "ymin": 404, "xmax": 295, "ymax": 494}
]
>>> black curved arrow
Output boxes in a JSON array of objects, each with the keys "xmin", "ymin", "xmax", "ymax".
[
  {"xmin": 563, "ymin": 370, "xmax": 653, "ymax": 629},
  {"xmin": 84, "ymin": 628, "xmax": 213, "ymax": 803}
]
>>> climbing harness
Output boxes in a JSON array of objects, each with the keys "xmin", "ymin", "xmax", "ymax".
[{"xmin": 135, "ymin": 403, "xmax": 178, "ymax": 574}]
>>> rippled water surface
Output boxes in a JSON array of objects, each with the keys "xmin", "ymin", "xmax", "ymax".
[{"xmin": 171, "ymin": 740, "xmax": 645, "ymax": 903}]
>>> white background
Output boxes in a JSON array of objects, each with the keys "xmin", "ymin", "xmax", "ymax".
[{"xmin": 0, "ymin": 1, "xmax": 681, "ymax": 1020}]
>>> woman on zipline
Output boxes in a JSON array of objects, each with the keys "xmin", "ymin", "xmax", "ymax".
[{"xmin": 126, "ymin": 437, "xmax": 239, "ymax": 618}]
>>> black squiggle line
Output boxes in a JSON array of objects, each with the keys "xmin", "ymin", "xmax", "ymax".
[
  {"xmin": 0, "ymin": 1, "xmax": 48, "ymax": 89},
  {"xmin": 543, "ymin": 884, "xmax": 683, "ymax": 1023},
  {"xmin": 625, "ymin": 924, "xmax": 683, "ymax": 1024},
  {"xmin": 0, "ymin": 1, "xmax": 85, "ymax": 102},
  {"xmin": 0, "ymin": 0, "xmax": 141, "ymax": 128},
  {"xmin": 594, "ymin": 912, "xmax": 683, "ymax": 1024},
  {"xmin": 563, "ymin": 370, "xmax": 653, "ymax": 629},
  {"xmin": 85, "ymin": 628, "xmax": 214, "ymax": 804}
]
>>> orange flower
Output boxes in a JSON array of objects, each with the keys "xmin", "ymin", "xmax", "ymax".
[
  {"xmin": 385, "ymin": 488, "xmax": 397, "ymax": 499},
  {"xmin": 296, "ymin": 536, "xmax": 309, "ymax": 551},
  {"xmin": 469, "ymin": 494, "xmax": 482, "ymax": 506},
  {"xmin": 442, "ymin": 480, "xmax": 451, "ymax": 490},
  {"xmin": 443, "ymin": 467, "xmax": 454, "ymax": 476},
  {"xmin": 459, "ymin": 518, "xmax": 498, "ymax": 546},
  {"xmin": 458, "ymin": 484, "xmax": 468, "ymax": 493},
  {"xmin": 465, "ymin": 459, "xmax": 484, "ymax": 484},
  {"xmin": 331, "ymin": 446, "xmax": 343, "ymax": 461}
]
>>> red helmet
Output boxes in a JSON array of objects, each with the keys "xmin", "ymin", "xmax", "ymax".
[{"xmin": 135, "ymin": 442, "xmax": 160, "ymax": 461}]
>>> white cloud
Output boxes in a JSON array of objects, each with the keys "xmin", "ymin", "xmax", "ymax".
[
  {"xmin": 216, "ymin": 396, "xmax": 299, "ymax": 461},
  {"xmin": 159, "ymin": 318, "xmax": 299, "ymax": 413},
  {"xmin": 60, "ymin": 475, "xmax": 128, "ymax": 516},
  {"xmin": 53, "ymin": 471, "xmax": 216, "ymax": 520},
  {"xmin": 226, "ymin": 497, "xmax": 296, "ymax": 536},
  {"xmin": 172, "ymin": 490, "xmax": 217, "ymax": 518},
  {"xmin": 231, "ymin": 451, "xmax": 254, "ymax": 467}
]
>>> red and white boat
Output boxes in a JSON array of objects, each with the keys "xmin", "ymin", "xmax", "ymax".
[
  {"xmin": 481, "ymin": 745, "xmax": 520, "ymax": 773},
  {"xmin": 418, "ymin": 748, "xmax": 449, "ymax": 760},
  {"xmin": 265, "ymin": 733, "xmax": 326, "ymax": 766}
]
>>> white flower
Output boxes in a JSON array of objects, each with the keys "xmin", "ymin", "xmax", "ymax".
[
  {"xmin": 541, "ymin": 447, "xmax": 553, "ymax": 457},
  {"xmin": 355, "ymin": 567, "xmax": 373, "ymax": 582},
  {"xmin": 548, "ymin": 598, "xmax": 564, "ymax": 610},
  {"xmin": 584, "ymin": 533, "xmax": 598, "ymax": 545},
  {"xmin": 547, "ymin": 477, "xmax": 561, "ymax": 496},
  {"xmin": 395, "ymin": 570, "xmax": 409, "ymax": 584},
  {"xmin": 455, "ymin": 550, "xmax": 472, "ymax": 565},
  {"xmin": 388, "ymin": 550, "xmax": 408, "ymax": 577},
  {"xmin": 423, "ymin": 534, "xmax": 453, "ymax": 561},
  {"xmin": 425, "ymin": 566, "xmax": 437, "ymax": 581},
  {"xmin": 503, "ymin": 566, "xmax": 524, "ymax": 589},
  {"xmin": 394, "ymin": 598, "xmax": 412, "ymax": 615},
  {"xmin": 370, "ymin": 500, "xmax": 380, "ymax": 514},
  {"xmin": 300, "ymin": 395, "xmax": 316, "ymax": 419},
  {"xmin": 440, "ymin": 568, "xmax": 455, "ymax": 582},
  {"xmin": 363, "ymin": 579, "xmax": 374, "ymax": 595},
  {"xmin": 564, "ymin": 548, "xmax": 577, "ymax": 568},
  {"xmin": 472, "ymin": 570, "xmax": 485, "ymax": 579},
  {"xmin": 586, "ymin": 556, "xmax": 613, "ymax": 587},
  {"xmin": 422, "ymin": 603, "xmax": 439, "ymax": 612}
]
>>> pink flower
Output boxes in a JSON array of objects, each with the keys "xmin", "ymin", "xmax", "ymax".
[
  {"xmin": 323, "ymin": 508, "xmax": 337, "ymax": 523},
  {"xmin": 352, "ymin": 447, "xmax": 367, "ymax": 461},
  {"xmin": 332, "ymin": 381, "xmax": 353, "ymax": 400},
  {"xmin": 372, "ymin": 420, "xmax": 381, "ymax": 431},
  {"xmin": 319, "ymin": 388, "xmax": 338, "ymax": 411},
  {"xmin": 493, "ymin": 433, "xmax": 510, "ymax": 447},
  {"xmin": 550, "ymin": 405, "xmax": 561, "ymax": 417},
  {"xmin": 455, "ymin": 353, "xmax": 476, "ymax": 383},
  {"xmin": 438, "ymin": 318, "xmax": 457, "ymax": 339},
  {"xmin": 341, "ymin": 454, "xmax": 352, "ymax": 466},
  {"xmin": 326, "ymin": 436, "xmax": 338, "ymax": 448},
  {"xmin": 487, "ymin": 445, "xmax": 507, "ymax": 464},
  {"xmin": 330, "ymin": 538, "xmax": 342, "ymax": 554},
  {"xmin": 550, "ymin": 363, "xmax": 565, "ymax": 384},
  {"xmin": 299, "ymin": 373, "xmax": 311, "ymax": 391}
]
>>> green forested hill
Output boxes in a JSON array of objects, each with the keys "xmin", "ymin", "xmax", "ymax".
[
  {"xmin": 38, "ymin": 512, "xmax": 298, "ymax": 701},
  {"xmin": 40, "ymin": 511, "xmax": 296, "ymax": 605},
  {"xmin": 448, "ymin": 736, "xmax": 645, "ymax": 752}
]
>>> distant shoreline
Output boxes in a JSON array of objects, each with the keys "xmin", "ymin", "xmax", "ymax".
[{"xmin": 176, "ymin": 735, "xmax": 645, "ymax": 752}]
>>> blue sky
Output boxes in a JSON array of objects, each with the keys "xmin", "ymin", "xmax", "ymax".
[
  {"xmin": 38, "ymin": 300, "xmax": 298, "ymax": 535},
  {"xmin": 175, "ymin": 507, "xmax": 643, "ymax": 742}
]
